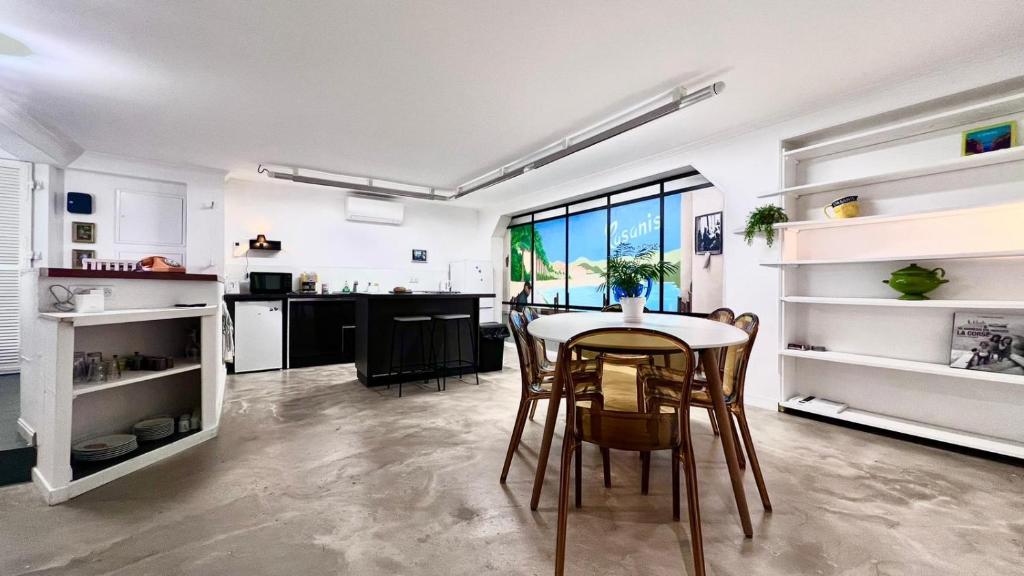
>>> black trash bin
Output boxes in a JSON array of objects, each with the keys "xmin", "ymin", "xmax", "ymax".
[{"xmin": 477, "ymin": 322, "xmax": 510, "ymax": 372}]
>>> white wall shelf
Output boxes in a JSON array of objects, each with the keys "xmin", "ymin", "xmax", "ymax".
[
  {"xmin": 780, "ymin": 296, "xmax": 1024, "ymax": 309},
  {"xmin": 781, "ymin": 349, "xmax": 1024, "ymax": 385},
  {"xmin": 782, "ymin": 91, "xmax": 1024, "ymax": 160},
  {"xmin": 779, "ymin": 399, "xmax": 1024, "ymax": 459},
  {"xmin": 772, "ymin": 202, "xmax": 1021, "ymax": 232},
  {"xmin": 40, "ymin": 305, "xmax": 217, "ymax": 327},
  {"xmin": 761, "ymin": 146, "xmax": 1024, "ymax": 198},
  {"xmin": 72, "ymin": 360, "xmax": 200, "ymax": 398},
  {"xmin": 761, "ymin": 249, "xmax": 1024, "ymax": 267}
]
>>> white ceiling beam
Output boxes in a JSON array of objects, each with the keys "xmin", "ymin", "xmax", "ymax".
[{"xmin": 0, "ymin": 93, "xmax": 83, "ymax": 166}]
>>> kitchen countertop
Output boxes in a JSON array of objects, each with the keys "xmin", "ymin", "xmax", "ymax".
[
  {"xmin": 223, "ymin": 293, "xmax": 355, "ymax": 302},
  {"xmin": 224, "ymin": 292, "xmax": 494, "ymax": 302},
  {"xmin": 347, "ymin": 292, "xmax": 495, "ymax": 299}
]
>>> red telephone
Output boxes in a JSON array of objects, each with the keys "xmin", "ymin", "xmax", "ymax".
[{"xmin": 137, "ymin": 256, "xmax": 186, "ymax": 273}]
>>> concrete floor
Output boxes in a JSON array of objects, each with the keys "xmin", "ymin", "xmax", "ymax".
[{"xmin": 1, "ymin": 356, "xmax": 1022, "ymax": 575}]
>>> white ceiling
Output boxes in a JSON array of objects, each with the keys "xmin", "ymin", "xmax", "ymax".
[{"xmin": 1, "ymin": 1, "xmax": 1023, "ymax": 207}]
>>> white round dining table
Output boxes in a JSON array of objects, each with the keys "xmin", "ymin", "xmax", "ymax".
[
  {"xmin": 526, "ymin": 311, "xmax": 754, "ymax": 537},
  {"xmin": 527, "ymin": 311, "xmax": 748, "ymax": 349}
]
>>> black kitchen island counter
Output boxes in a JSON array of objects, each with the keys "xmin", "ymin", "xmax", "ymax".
[{"xmin": 352, "ymin": 292, "xmax": 495, "ymax": 386}]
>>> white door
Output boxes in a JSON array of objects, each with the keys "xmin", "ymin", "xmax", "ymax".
[
  {"xmin": 0, "ymin": 159, "xmax": 30, "ymax": 374},
  {"xmin": 234, "ymin": 301, "xmax": 283, "ymax": 373}
]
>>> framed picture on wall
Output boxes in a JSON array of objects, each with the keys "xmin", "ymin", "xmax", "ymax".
[
  {"xmin": 72, "ymin": 221, "xmax": 95, "ymax": 243},
  {"xmin": 411, "ymin": 249, "xmax": 428, "ymax": 263},
  {"xmin": 695, "ymin": 211, "xmax": 723, "ymax": 255},
  {"xmin": 950, "ymin": 312, "xmax": 1024, "ymax": 374},
  {"xmin": 961, "ymin": 121, "xmax": 1016, "ymax": 156},
  {"xmin": 71, "ymin": 249, "xmax": 95, "ymax": 269}
]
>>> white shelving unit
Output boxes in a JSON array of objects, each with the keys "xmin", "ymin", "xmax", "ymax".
[
  {"xmin": 770, "ymin": 81, "xmax": 1024, "ymax": 459},
  {"xmin": 28, "ymin": 302, "xmax": 221, "ymax": 504}
]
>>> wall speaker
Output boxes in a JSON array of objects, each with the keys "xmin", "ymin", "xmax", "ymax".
[{"xmin": 67, "ymin": 192, "xmax": 93, "ymax": 214}]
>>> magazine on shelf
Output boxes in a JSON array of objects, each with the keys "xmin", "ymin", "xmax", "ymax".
[{"xmin": 949, "ymin": 313, "xmax": 1024, "ymax": 375}]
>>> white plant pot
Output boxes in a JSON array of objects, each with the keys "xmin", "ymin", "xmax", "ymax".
[{"xmin": 620, "ymin": 296, "xmax": 646, "ymax": 322}]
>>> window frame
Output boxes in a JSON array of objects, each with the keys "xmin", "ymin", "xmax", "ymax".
[{"xmin": 505, "ymin": 171, "xmax": 715, "ymax": 315}]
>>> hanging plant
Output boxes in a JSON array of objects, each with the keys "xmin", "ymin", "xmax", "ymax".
[{"xmin": 743, "ymin": 205, "xmax": 788, "ymax": 247}]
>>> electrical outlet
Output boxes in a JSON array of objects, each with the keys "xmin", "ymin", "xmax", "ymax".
[{"xmin": 69, "ymin": 285, "xmax": 113, "ymax": 297}]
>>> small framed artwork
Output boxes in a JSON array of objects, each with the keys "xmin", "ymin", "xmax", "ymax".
[
  {"xmin": 695, "ymin": 211, "xmax": 723, "ymax": 255},
  {"xmin": 950, "ymin": 312, "xmax": 1024, "ymax": 375},
  {"xmin": 71, "ymin": 249, "xmax": 95, "ymax": 269},
  {"xmin": 72, "ymin": 221, "xmax": 95, "ymax": 243},
  {"xmin": 411, "ymin": 249, "xmax": 428, "ymax": 263},
  {"xmin": 962, "ymin": 121, "xmax": 1017, "ymax": 156}
]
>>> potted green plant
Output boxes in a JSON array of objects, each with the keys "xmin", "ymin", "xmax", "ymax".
[
  {"xmin": 743, "ymin": 204, "xmax": 788, "ymax": 247},
  {"xmin": 598, "ymin": 243, "xmax": 679, "ymax": 321}
]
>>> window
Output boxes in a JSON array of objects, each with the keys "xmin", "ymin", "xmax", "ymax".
[
  {"xmin": 505, "ymin": 170, "xmax": 721, "ymax": 314},
  {"xmin": 508, "ymin": 224, "xmax": 532, "ymax": 303},
  {"xmin": 532, "ymin": 217, "xmax": 566, "ymax": 306},
  {"xmin": 568, "ymin": 209, "xmax": 607, "ymax": 308},
  {"xmin": 662, "ymin": 193, "xmax": 684, "ymax": 312},
  {"xmin": 610, "ymin": 197, "xmax": 662, "ymax": 311}
]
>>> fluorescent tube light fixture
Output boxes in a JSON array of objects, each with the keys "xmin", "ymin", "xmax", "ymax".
[{"xmin": 259, "ymin": 81, "xmax": 723, "ymax": 201}]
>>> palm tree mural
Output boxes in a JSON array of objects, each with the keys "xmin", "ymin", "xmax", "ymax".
[{"xmin": 509, "ymin": 224, "xmax": 555, "ymax": 283}]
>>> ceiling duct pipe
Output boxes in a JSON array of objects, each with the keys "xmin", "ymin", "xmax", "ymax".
[
  {"xmin": 258, "ymin": 81, "xmax": 723, "ymax": 201},
  {"xmin": 257, "ymin": 165, "xmax": 449, "ymax": 201},
  {"xmin": 451, "ymin": 81, "xmax": 724, "ymax": 199}
]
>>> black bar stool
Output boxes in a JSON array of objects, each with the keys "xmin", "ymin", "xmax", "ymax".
[
  {"xmin": 430, "ymin": 313, "xmax": 479, "ymax": 391},
  {"xmin": 388, "ymin": 315, "xmax": 436, "ymax": 397}
]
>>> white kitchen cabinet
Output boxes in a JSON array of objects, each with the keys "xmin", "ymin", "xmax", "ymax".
[{"xmin": 234, "ymin": 300, "xmax": 283, "ymax": 373}]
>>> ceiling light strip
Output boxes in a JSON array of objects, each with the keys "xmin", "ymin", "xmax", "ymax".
[
  {"xmin": 258, "ymin": 166, "xmax": 448, "ymax": 201},
  {"xmin": 258, "ymin": 81, "xmax": 723, "ymax": 201},
  {"xmin": 451, "ymin": 82, "xmax": 723, "ymax": 199}
]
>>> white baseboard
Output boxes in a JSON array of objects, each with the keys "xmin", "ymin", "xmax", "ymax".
[
  {"xmin": 744, "ymin": 393, "xmax": 780, "ymax": 412},
  {"xmin": 16, "ymin": 418, "xmax": 36, "ymax": 447}
]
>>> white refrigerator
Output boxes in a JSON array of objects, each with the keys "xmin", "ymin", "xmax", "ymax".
[{"xmin": 449, "ymin": 260, "xmax": 494, "ymax": 323}]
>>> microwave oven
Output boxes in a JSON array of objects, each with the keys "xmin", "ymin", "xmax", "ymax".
[{"xmin": 249, "ymin": 272, "xmax": 292, "ymax": 294}]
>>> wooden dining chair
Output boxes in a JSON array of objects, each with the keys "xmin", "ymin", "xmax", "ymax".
[
  {"xmin": 501, "ymin": 310, "xmax": 608, "ymax": 485},
  {"xmin": 693, "ymin": 307, "xmax": 734, "ymax": 434},
  {"xmin": 640, "ymin": 313, "xmax": 772, "ymax": 511},
  {"xmin": 555, "ymin": 327, "xmax": 705, "ymax": 576}
]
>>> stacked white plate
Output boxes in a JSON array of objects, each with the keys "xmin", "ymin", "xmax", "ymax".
[
  {"xmin": 72, "ymin": 434, "xmax": 138, "ymax": 462},
  {"xmin": 132, "ymin": 417, "xmax": 175, "ymax": 442}
]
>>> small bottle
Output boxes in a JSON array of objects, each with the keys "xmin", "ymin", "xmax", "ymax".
[{"xmin": 341, "ymin": 281, "xmax": 351, "ymax": 294}]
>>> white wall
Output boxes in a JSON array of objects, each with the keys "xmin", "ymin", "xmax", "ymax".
[
  {"xmin": 223, "ymin": 178, "xmax": 486, "ymax": 293},
  {"xmin": 681, "ymin": 187, "xmax": 725, "ymax": 313},
  {"xmin": 479, "ymin": 59, "xmax": 1024, "ymax": 409},
  {"xmin": 63, "ymin": 152, "xmax": 226, "ymax": 274}
]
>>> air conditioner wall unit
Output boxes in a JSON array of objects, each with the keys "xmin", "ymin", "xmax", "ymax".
[{"xmin": 345, "ymin": 195, "xmax": 405, "ymax": 225}]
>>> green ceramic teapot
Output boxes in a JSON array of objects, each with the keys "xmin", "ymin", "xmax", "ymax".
[{"xmin": 882, "ymin": 263, "xmax": 948, "ymax": 300}]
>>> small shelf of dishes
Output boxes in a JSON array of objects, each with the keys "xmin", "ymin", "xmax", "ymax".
[
  {"xmin": 71, "ymin": 414, "xmax": 201, "ymax": 481},
  {"xmin": 72, "ymin": 359, "xmax": 200, "ymax": 398}
]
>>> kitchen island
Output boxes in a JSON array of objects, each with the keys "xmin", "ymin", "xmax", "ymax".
[{"xmin": 352, "ymin": 292, "xmax": 495, "ymax": 387}]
